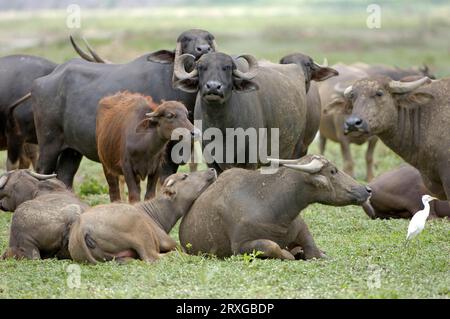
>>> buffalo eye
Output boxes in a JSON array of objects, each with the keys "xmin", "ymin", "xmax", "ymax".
[
  {"xmin": 182, "ymin": 174, "xmax": 188, "ymax": 180},
  {"xmin": 222, "ymin": 65, "xmax": 231, "ymax": 71},
  {"xmin": 165, "ymin": 113, "xmax": 175, "ymax": 119},
  {"xmin": 375, "ymin": 90, "xmax": 384, "ymax": 97},
  {"xmin": 330, "ymin": 167, "xmax": 338, "ymax": 175}
]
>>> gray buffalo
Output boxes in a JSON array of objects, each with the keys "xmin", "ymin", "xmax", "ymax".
[
  {"xmin": 343, "ymin": 76, "xmax": 450, "ymax": 201},
  {"xmin": 179, "ymin": 155, "xmax": 371, "ymax": 260},
  {"xmin": 173, "ymin": 52, "xmax": 337, "ymax": 173},
  {"xmin": 0, "ymin": 55, "xmax": 57, "ymax": 170},
  {"xmin": 31, "ymin": 29, "xmax": 216, "ymax": 188},
  {"xmin": 0, "ymin": 170, "xmax": 88, "ymax": 259}
]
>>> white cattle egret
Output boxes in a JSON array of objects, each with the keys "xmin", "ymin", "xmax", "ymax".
[{"xmin": 406, "ymin": 195, "xmax": 438, "ymax": 242}]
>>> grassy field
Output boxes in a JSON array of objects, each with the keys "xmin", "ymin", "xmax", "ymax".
[{"xmin": 0, "ymin": 1, "xmax": 449, "ymax": 298}]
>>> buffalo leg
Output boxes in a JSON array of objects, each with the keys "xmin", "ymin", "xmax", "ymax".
[
  {"xmin": 319, "ymin": 134, "xmax": 327, "ymax": 155},
  {"xmin": 55, "ymin": 149, "xmax": 82, "ymax": 189},
  {"xmin": 288, "ymin": 217, "xmax": 325, "ymax": 260},
  {"xmin": 102, "ymin": 167, "xmax": 121, "ymax": 202},
  {"xmin": 36, "ymin": 138, "xmax": 63, "ymax": 175},
  {"xmin": 144, "ymin": 172, "xmax": 158, "ymax": 200},
  {"xmin": 340, "ymin": 138, "xmax": 354, "ymax": 177},
  {"xmin": 123, "ymin": 161, "xmax": 141, "ymax": 203},
  {"xmin": 236, "ymin": 239, "xmax": 295, "ymax": 260},
  {"xmin": 365, "ymin": 137, "xmax": 378, "ymax": 181}
]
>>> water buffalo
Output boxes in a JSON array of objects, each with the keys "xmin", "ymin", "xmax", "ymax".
[
  {"xmin": 279, "ymin": 53, "xmax": 338, "ymax": 152},
  {"xmin": 0, "ymin": 170, "xmax": 88, "ymax": 260},
  {"xmin": 31, "ymin": 29, "xmax": 216, "ymax": 188},
  {"xmin": 173, "ymin": 52, "xmax": 338, "ymax": 173},
  {"xmin": 343, "ymin": 76, "xmax": 450, "ymax": 201},
  {"xmin": 0, "ymin": 55, "xmax": 57, "ymax": 169},
  {"xmin": 69, "ymin": 169, "xmax": 216, "ymax": 264},
  {"xmin": 179, "ymin": 155, "xmax": 371, "ymax": 260},
  {"xmin": 363, "ymin": 164, "xmax": 450, "ymax": 219},
  {"xmin": 97, "ymin": 92, "xmax": 197, "ymax": 202},
  {"xmin": 319, "ymin": 63, "xmax": 432, "ymax": 181}
]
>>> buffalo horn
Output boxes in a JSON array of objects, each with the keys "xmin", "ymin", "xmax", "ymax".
[
  {"xmin": 388, "ymin": 77, "xmax": 430, "ymax": 93},
  {"xmin": 173, "ymin": 54, "xmax": 198, "ymax": 80},
  {"xmin": 25, "ymin": 170, "xmax": 57, "ymax": 180},
  {"xmin": 233, "ymin": 54, "xmax": 259, "ymax": 80},
  {"xmin": 283, "ymin": 158, "xmax": 324, "ymax": 174},
  {"xmin": 343, "ymin": 85, "xmax": 353, "ymax": 98}
]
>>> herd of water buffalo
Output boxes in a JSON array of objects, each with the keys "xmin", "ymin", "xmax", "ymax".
[{"xmin": 0, "ymin": 28, "xmax": 449, "ymax": 263}]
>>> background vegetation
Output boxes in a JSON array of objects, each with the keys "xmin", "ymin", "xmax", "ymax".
[{"xmin": 0, "ymin": 1, "xmax": 449, "ymax": 298}]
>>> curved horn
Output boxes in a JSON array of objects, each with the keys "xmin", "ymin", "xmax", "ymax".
[
  {"xmin": 283, "ymin": 158, "xmax": 324, "ymax": 174},
  {"xmin": 174, "ymin": 41, "xmax": 182, "ymax": 59},
  {"xmin": 82, "ymin": 37, "xmax": 107, "ymax": 64},
  {"xmin": 233, "ymin": 54, "xmax": 259, "ymax": 80},
  {"xmin": 211, "ymin": 39, "xmax": 218, "ymax": 52},
  {"xmin": 70, "ymin": 35, "xmax": 95, "ymax": 62},
  {"xmin": 389, "ymin": 77, "xmax": 430, "ymax": 93},
  {"xmin": 314, "ymin": 57, "xmax": 328, "ymax": 68},
  {"xmin": 267, "ymin": 157, "xmax": 300, "ymax": 164},
  {"xmin": 145, "ymin": 111, "xmax": 157, "ymax": 117},
  {"xmin": 0, "ymin": 175, "xmax": 8, "ymax": 189},
  {"xmin": 173, "ymin": 54, "xmax": 198, "ymax": 80},
  {"xmin": 334, "ymin": 82, "xmax": 348, "ymax": 95},
  {"xmin": 344, "ymin": 85, "xmax": 353, "ymax": 98},
  {"xmin": 25, "ymin": 170, "xmax": 57, "ymax": 180}
]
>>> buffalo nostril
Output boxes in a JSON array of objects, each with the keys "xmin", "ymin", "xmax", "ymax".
[
  {"xmin": 355, "ymin": 119, "xmax": 363, "ymax": 127},
  {"xmin": 207, "ymin": 47, "xmax": 212, "ymax": 52},
  {"xmin": 365, "ymin": 186, "xmax": 372, "ymax": 194},
  {"xmin": 196, "ymin": 47, "xmax": 202, "ymax": 52},
  {"xmin": 206, "ymin": 83, "xmax": 211, "ymax": 89},
  {"xmin": 217, "ymin": 85, "xmax": 222, "ymax": 90}
]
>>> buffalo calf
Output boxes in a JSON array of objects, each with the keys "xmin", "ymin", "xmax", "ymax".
[
  {"xmin": 97, "ymin": 92, "xmax": 197, "ymax": 202},
  {"xmin": 0, "ymin": 170, "xmax": 88, "ymax": 260},
  {"xmin": 68, "ymin": 169, "xmax": 216, "ymax": 264}
]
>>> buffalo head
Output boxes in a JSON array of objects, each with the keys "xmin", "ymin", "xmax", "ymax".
[
  {"xmin": 342, "ymin": 76, "xmax": 432, "ymax": 137},
  {"xmin": 173, "ymin": 52, "xmax": 259, "ymax": 104},
  {"xmin": 0, "ymin": 170, "xmax": 64, "ymax": 212},
  {"xmin": 268, "ymin": 154, "xmax": 371, "ymax": 206},
  {"xmin": 279, "ymin": 53, "xmax": 338, "ymax": 92},
  {"xmin": 147, "ymin": 29, "xmax": 217, "ymax": 65}
]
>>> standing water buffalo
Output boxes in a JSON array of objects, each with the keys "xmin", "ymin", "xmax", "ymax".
[
  {"xmin": 179, "ymin": 155, "xmax": 371, "ymax": 260},
  {"xmin": 343, "ymin": 76, "xmax": 450, "ymax": 201},
  {"xmin": 31, "ymin": 29, "xmax": 216, "ymax": 188},
  {"xmin": 97, "ymin": 92, "xmax": 197, "ymax": 202},
  {"xmin": 0, "ymin": 55, "xmax": 57, "ymax": 169},
  {"xmin": 0, "ymin": 170, "xmax": 88, "ymax": 260},
  {"xmin": 173, "ymin": 52, "xmax": 338, "ymax": 173},
  {"xmin": 279, "ymin": 53, "xmax": 338, "ymax": 151},
  {"xmin": 362, "ymin": 164, "xmax": 450, "ymax": 219},
  {"xmin": 69, "ymin": 169, "xmax": 216, "ymax": 264}
]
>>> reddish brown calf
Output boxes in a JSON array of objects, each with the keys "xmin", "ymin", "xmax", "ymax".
[{"xmin": 97, "ymin": 91, "xmax": 195, "ymax": 202}]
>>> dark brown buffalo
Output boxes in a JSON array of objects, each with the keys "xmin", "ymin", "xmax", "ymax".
[
  {"xmin": 344, "ymin": 76, "xmax": 450, "ymax": 201},
  {"xmin": 69, "ymin": 169, "xmax": 216, "ymax": 264},
  {"xmin": 363, "ymin": 164, "xmax": 450, "ymax": 219},
  {"xmin": 0, "ymin": 170, "xmax": 88, "ymax": 260},
  {"xmin": 179, "ymin": 155, "xmax": 371, "ymax": 260},
  {"xmin": 97, "ymin": 92, "xmax": 197, "ymax": 202}
]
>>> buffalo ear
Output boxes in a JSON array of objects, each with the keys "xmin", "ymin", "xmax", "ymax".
[
  {"xmin": 135, "ymin": 118, "xmax": 157, "ymax": 133},
  {"xmin": 309, "ymin": 174, "xmax": 329, "ymax": 189},
  {"xmin": 147, "ymin": 50, "xmax": 176, "ymax": 64},
  {"xmin": 233, "ymin": 79, "xmax": 259, "ymax": 93},
  {"xmin": 312, "ymin": 66, "xmax": 339, "ymax": 82},
  {"xmin": 323, "ymin": 98, "xmax": 349, "ymax": 115},
  {"xmin": 398, "ymin": 91, "xmax": 434, "ymax": 108},
  {"xmin": 173, "ymin": 78, "xmax": 199, "ymax": 93}
]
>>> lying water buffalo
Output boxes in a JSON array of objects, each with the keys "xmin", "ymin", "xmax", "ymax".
[
  {"xmin": 31, "ymin": 29, "xmax": 216, "ymax": 188},
  {"xmin": 97, "ymin": 92, "xmax": 196, "ymax": 202},
  {"xmin": 69, "ymin": 169, "xmax": 216, "ymax": 264},
  {"xmin": 363, "ymin": 164, "xmax": 450, "ymax": 219},
  {"xmin": 0, "ymin": 170, "xmax": 88, "ymax": 259},
  {"xmin": 343, "ymin": 76, "xmax": 450, "ymax": 201},
  {"xmin": 174, "ymin": 52, "xmax": 337, "ymax": 173},
  {"xmin": 179, "ymin": 155, "xmax": 371, "ymax": 260},
  {"xmin": 279, "ymin": 53, "xmax": 338, "ymax": 152},
  {"xmin": 0, "ymin": 55, "xmax": 57, "ymax": 169}
]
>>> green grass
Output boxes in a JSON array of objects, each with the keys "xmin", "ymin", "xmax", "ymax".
[{"xmin": 0, "ymin": 2, "xmax": 449, "ymax": 298}]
